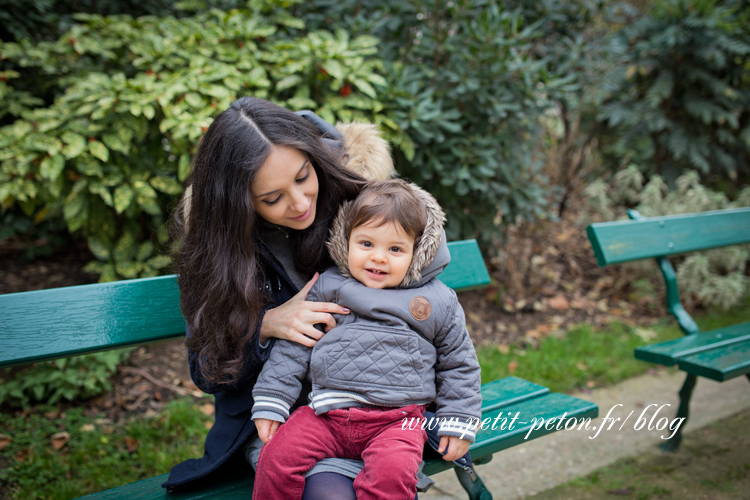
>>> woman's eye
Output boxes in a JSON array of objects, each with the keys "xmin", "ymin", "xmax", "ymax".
[
  {"xmin": 263, "ymin": 195, "xmax": 282, "ymax": 205},
  {"xmin": 296, "ymin": 173, "xmax": 309, "ymax": 183}
]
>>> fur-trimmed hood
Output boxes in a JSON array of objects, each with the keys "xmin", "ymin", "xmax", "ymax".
[{"xmin": 326, "ymin": 180, "xmax": 450, "ymax": 289}]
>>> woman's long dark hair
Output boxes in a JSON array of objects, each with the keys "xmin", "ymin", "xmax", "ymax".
[{"xmin": 174, "ymin": 97, "xmax": 365, "ymax": 386}]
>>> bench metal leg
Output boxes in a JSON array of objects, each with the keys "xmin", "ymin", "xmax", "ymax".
[
  {"xmin": 660, "ymin": 373, "xmax": 697, "ymax": 452},
  {"xmin": 454, "ymin": 464, "xmax": 493, "ymax": 500}
]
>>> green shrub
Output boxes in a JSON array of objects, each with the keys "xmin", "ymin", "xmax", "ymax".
[
  {"xmin": 0, "ymin": 349, "xmax": 132, "ymax": 408},
  {"xmin": 0, "ymin": 1, "xmax": 391, "ymax": 281},
  {"xmin": 595, "ymin": 0, "xmax": 750, "ymax": 182},
  {"xmin": 295, "ymin": 0, "xmax": 616, "ymax": 243}
]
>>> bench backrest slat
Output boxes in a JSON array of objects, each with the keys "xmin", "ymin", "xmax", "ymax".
[
  {"xmin": 0, "ymin": 240, "xmax": 489, "ymax": 368},
  {"xmin": 586, "ymin": 208, "xmax": 750, "ymax": 266}
]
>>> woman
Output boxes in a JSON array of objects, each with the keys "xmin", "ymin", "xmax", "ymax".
[{"xmin": 162, "ymin": 97, "xmax": 397, "ymax": 498}]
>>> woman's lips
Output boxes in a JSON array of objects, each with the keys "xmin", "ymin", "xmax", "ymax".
[{"xmin": 290, "ymin": 206, "xmax": 312, "ymax": 222}]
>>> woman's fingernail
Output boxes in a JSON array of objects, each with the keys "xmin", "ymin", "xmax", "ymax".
[{"xmin": 342, "ymin": 308, "xmax": 350, "ymax": 313}]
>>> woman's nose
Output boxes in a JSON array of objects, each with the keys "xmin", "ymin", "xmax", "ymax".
[{"xmin": 290, "ymin": 189, "xmax": 308, "ymax": 212}]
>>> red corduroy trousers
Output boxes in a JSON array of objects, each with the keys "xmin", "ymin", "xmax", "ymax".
[{"xmin": 253, "ymin": 404, "xmax": 427, "ymax": 500}]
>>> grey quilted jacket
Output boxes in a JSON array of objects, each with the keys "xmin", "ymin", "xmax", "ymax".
[{"xmin": 252, "ymin": 183, "xmax": 482, "ymax": 441}]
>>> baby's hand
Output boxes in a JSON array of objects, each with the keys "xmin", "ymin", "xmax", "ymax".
[
  {"xmin": 438, "ymin": 436, "xmax": 471, "ymax": 462},
  {"xmin": 255, "ymin": 418, "xmax": 280, "ymax": 444}
]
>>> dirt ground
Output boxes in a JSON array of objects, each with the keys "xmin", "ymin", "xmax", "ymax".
[
  {"xmin": 0, "ymin": 208, "xmax": 667, "ymax": 422},
  {"xmin": 531, "ymin": 408, "xmax": 750, "ymax": 500}
]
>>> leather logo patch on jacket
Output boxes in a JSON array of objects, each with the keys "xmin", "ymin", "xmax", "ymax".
[{"xmin": 409, "ymin": 296, "xmax": 432, "ymax": 321}]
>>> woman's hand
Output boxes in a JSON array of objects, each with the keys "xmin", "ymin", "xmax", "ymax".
[
  {"xmin": 259, "ymin": 272, "xmax": 350, "ymax": 347},
  {"xmin": 255, "ymin": 418, "xmax": 280, "ymax": 444},
  {"xmin": 438, "ymin": 436, "xmax": 471, "ymax": 462}
]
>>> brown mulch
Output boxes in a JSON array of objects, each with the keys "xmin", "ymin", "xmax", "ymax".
[{"xmin": 0, "ymin": 207, "xmax": 666, "ymax": 422}]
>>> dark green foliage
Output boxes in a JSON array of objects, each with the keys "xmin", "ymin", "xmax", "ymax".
[
  {"xmin": 0, "ymin": 349, "xmax": 132, "ymax": 408},
  {"xmin": 0, "ymin": 1, "xmax": 389, "ymax": 280},
  {"xmin": 596, "ymin": 0, "xmax": 750, "ymax": 182},
  {"xmin": 296, "ymin": 0, "xmax": 615, "ymax": 243}
]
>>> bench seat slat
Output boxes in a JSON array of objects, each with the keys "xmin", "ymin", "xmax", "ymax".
[
  {"xmin": 423, "ymin": 391, "xmax": 599, "ymax": 475},
  {"xmin": 677, "ymin": 338, "xmax": 750, "ymax": 382},
  {"xmin": 634, "ymin": 322, "xmax": 750, "ymax": 366},
  {"xmin": 479, "ymin": 376, "xmax": 549, "ymax": 412},
  {"xmin": 0, "ymin": 276, "xmax": 186, "ymax": 367},
  {"xmin": 77, "ymin": 473, "xmax": 252, "ymax": 500},
  {"xmin": 0, "ymin": 240, "xmax": 489, "ymax": 368},
  {"xmin": 586, "ymin": 208, "xmax": 750, "ymax": 266}
]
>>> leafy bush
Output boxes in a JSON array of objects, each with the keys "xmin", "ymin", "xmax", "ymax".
[
  {"xmin": 0, "ymin": 349, "xmax": 132, "ymax": 408},
  {"xmin": 295, "ymin": 0, "xmax": 615, "ymax": 243},
  {"xmin": 0, "ymin": 0, "xmax": 390, "ymax": 281},
  {"xmin": 595, "ymin": 0, "xmax": 750, "ymax": 183},
  {"xmin": 585, "ymin": 167, "xmax": 750, "ymax": 310}
]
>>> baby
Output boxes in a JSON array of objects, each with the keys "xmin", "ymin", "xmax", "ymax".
[{"xmin": 252, "ymin": 179, "xmax": 482, "ymax": 500}]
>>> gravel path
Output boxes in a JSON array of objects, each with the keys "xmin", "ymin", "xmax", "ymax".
[{"xmin": 423, "ymin": 370, "xmax": 750, "ymax": 499}]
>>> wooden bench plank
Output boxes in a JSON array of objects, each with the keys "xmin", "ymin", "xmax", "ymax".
[
  {"xmin": 635, "ymin": 323, "xmax": 750, "ymax": 366},
  {"xmin": 77, "ymin": 474, "xmax": 253, "ymax": 500},
  {"xmin": 678, "ymin": 339, "xmax": 750, "ymax": 382},
  {"xmin": 479, "ymin": 376, "xmax": 549, "ymax": 412},
  {"xmin": 586, "ymin": 208, "xmax": 750, "ymax": 266},
  {"xmin": 439, "ymin": 240, "xmax": 491, "ymax": 291},
  {"xmin": 0, "ymin": 240, "xmax": 487, "ymax": 368},
  {"xmin": 423, "ymin": 392, "xmax": 599, "ymax": 475},
  {"xmin": 0, "ymin": 276, "xmax": 185, "ymax": 367}
]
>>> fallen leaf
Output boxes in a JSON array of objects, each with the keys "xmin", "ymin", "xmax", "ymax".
[
  {"xmin": 607, "ymin": 488, "xmax": 633, "ymax": 495},
  {"xmin": 467, "ymin": 312, "xmax": 483, "ymax": 324},
  {"xmin": 576, "ymin": 362, "xmax": 589, "ymax": 371},
  {"xmin": 496, "ymin": 344, "xmax": 510, "ymax": 355},
  {"xmin": 154, "ymin": 391, "xmax": 163, "ymax": 402},
  {"xmin": 14, "ymin": 448, "xmax": 30, "ymax": 462},
  {"xmin": 45, "ymin": 409, "xmax": 61, "ymax": 420},
  {"xmin": 124, "ymin": 436, "xmax": 138, "ymax": 453},
  {"xmin": 50, "ymin": 431, "xmax": 70, "ymax": 450},
  {"xmin": 204, "ymin": 421, "xmax": 214, "ymax": 430},
  {"xmin": 548, "ymin": 295, "xmax": 570, "ymax": 311},
  {"xmin": 514, "ymin": 299, "xmax": 527, "ymax": 310},
  {"xmin": 508, "ymin": 360, "xmax": 518, "ymax": 374},
  {"xmin": 200, "ymin": 404, "xmax": 215, "ymax": 416},
  {"xmin": 635, "ymin": 328, "xmax": 657, "ymax": 341},
  {"xmin": 80, "ymin": 424, "xmax": 95, "ymax": 433},
  {"xmin": 586, "ymin": 380, "xmax": 596, "ymax": 389},
  {"xmin": 0, "ymin": 434, "xmax": 12, "ymax": 451},
  {"xmin": 525, "ymin": 329, "xmax": 540, "ymax": 339},
  {"xmin": 597, "ymin": 299, "xmax": 609, "ymax": 312}
]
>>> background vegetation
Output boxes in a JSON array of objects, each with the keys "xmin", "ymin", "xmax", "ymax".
[{"xmin": 1, "ymin": 0, "xmax": 748, "ymax": 280}]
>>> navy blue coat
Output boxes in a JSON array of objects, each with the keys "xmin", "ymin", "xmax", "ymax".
[{"xmin": 162, "ymin": 242, "xmax": 303, "ymax": 492}]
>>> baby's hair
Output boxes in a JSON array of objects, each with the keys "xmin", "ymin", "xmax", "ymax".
[{"xmin": 346, "ymin": 179, "xmax": 427, "ymax": 246}]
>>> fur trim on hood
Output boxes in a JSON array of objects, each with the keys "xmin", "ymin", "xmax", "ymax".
[
  {"xmin": 336, "ymin": 122, "xmax": 394, "ymax": 182},
  {"xmin": 326, "ymin": 180, "xmax": 447, "ymax": 288}
]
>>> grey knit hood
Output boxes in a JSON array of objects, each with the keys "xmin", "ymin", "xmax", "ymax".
[{"xmin": 326, "ymin": 180, "xmax": 450, "ymax": 288}]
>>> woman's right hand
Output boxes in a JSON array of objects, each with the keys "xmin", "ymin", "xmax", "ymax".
[{"xmin": 259, "ymin": 272, "xmax": 350, "ymax": 348}]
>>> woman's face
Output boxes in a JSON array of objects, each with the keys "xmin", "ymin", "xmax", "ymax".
[{"xmin": 252, "ymin": 145, "xmax": 319, "ymax": 230}]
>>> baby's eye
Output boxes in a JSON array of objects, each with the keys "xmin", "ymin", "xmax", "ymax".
[
  {"xmin": 361, "ymin": 241, "xmax": 372, "ymax": 248},
  {"xmin": 390, "ymin": 246, "xmax": 403, "ymax": 253}
]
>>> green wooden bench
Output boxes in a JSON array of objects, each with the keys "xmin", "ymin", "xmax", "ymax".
[
  {"xmin": 1, "ymin": 240, "xmax": 599, "ymax": 499},
  {"xmin": 586, "ymin": 208, "xmax": 750, "ymax": 451}
]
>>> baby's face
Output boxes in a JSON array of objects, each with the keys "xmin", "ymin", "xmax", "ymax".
[{"xmin": 348, "ymin": 220, "xmax": 415, "ymax": 289}]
